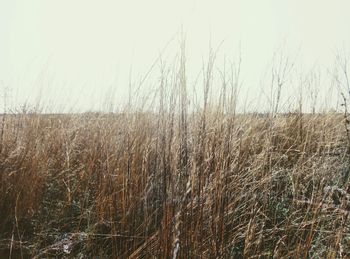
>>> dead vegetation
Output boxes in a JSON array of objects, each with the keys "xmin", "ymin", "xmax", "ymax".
[
  {"xmin": 0, "ymin": 111, "xmax": 349, "ymax": 258},
  {"xmin": 1, "ymin": 48, "xmax": 350, "ymax": 258}
]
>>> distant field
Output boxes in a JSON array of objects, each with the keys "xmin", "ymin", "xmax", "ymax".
[{"xmin": 0, "ymin": 111, "xmax": 349, "ymax": 258}]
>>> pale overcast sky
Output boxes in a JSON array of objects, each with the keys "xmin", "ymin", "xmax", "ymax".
[{"xmin": 1, "ymin": 0, "xmax": 350, "ymax": 112}]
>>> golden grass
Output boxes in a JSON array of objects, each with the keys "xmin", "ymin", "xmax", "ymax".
[
  {"xmin": 0, "ymin": 110, "xmax": 349, "ymax": 258},
  {"xmin": 1, "ymin": 45, "xmax": 350, "ymax": 257}
]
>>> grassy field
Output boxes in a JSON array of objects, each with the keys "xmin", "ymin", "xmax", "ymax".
[
  {"xmin": 1, "ymin": 48, "xmax": 350, "ymax": 258},
  {"xmin": 0, "ymin": 110, "xmax": 349, "ymax": 258}
]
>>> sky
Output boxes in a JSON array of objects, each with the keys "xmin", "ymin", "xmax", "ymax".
[{"xmin": 1, "ymin": 0, "xmax": 350, "ymax": 112}]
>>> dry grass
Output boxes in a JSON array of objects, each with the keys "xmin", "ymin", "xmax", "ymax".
[
  {"xmin": 0, "ymin": 110, "xmax": 349, "ymax": 258},
  {"xmin": 1, "ymin": 48, "xmax": 350, "ymax": 258}
]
